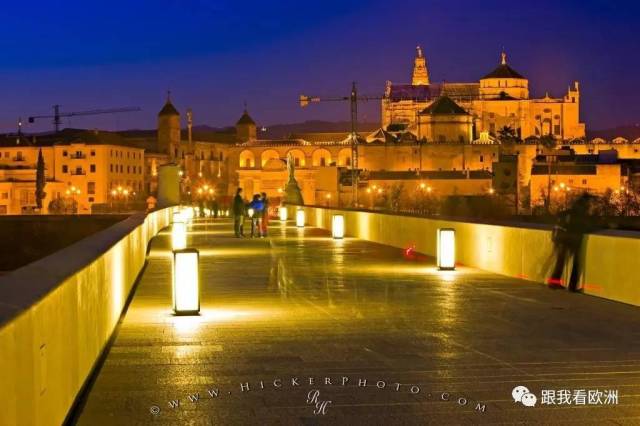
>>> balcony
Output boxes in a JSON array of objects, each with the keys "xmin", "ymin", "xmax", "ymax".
[
  {"xmin": 69, "ymin": 153, "xmax": 87, "ymax": 159},
  {"xmin": 70, "ymin": 170, "xmax": 86, "ymax": 176},
  {"xmin": 12, "ymin": 157, "xmax": 25, "ymax": 162}
]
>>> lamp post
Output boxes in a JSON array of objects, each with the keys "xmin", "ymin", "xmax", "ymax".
[
  {"xmin": 172, "ymin": 248, "xmax": 200, "ymax": 315},
  {"xmin": 279, "ymin": 206, "xmax": 288, "ymax": 221},
  {"xmin": 65, "ymin": 185, "xmax": 81, "ymax": 214},
  {"xmin": 332, "ymin": 214, "xmax": 345, "ymax": 239},
  {"xmin": 437, "ymin": 228, "xmax": 456, "ymax": 271},
  {"xmin": 296, "ymin": 208, "xmax": 305, "ymax": 228}
]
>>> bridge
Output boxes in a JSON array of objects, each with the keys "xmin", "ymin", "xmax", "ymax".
[{"xmin": 1, "ymin": 207, "xmax": 639, "ymax": 424}]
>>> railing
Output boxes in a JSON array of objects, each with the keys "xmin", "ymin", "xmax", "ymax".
[
  {"xmin": 300, "ymin": 205, "xmax": 640, "ymax": 307},
  {"xmin": 0, "ymin": 207, "xmax": 174, "ymax": 426},
  {"xmin": 69, "ymin": 153, "xmax": 87, "ymax": 159}
]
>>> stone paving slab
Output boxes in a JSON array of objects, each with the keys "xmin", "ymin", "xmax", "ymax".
[{"xmin": 72, "ymin": 218, "xmax": 640, "ymax": 425}]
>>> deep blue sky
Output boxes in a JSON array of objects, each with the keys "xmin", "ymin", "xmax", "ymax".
[{"xmin": 1, "ymin": 0, "xmax": 639, "ymax": 133}]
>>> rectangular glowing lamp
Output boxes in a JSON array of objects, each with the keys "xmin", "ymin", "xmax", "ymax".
[
  {"xmin": 172, "ymin": 210, "xmax": 184, "ymax": 224},
  {"xmin": 172, "ymin": 221, "xmax": 187, "ymax": 250},
  {"xmin": 279, "ymin": 206, "xmax": 288, "ymax": 221},
  {"xmin": 332, "ymin": 214, "xmax": 344, "ymax": 239},
  {"xmin": 437, "ymin": 228, "xmax": 456, "ymax": 270},
  {"xmin": 296, "ymin": 209, "xmax": 305, "ymax": 228},
  {"xmin": 172, "ymin": 249, "xmax": 200, "ymax": 315}
]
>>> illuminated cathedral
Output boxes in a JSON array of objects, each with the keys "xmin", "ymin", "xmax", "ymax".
[{"xmin": 381, "ymin": 47, "xmax": 585, "ymax": 142}]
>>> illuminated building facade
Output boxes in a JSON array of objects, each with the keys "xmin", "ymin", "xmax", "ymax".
[{"xmin": 381, "ymin": 47, "xmax": 586, "ymax": 141}]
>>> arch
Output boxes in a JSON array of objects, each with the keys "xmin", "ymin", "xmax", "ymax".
[
  {"xmin": 337, "ymin": 148, "xmax": 352, "ymax": 167},
  {"xmin": 590, "ymin": 138, "xmax": 606, "ymax": 145},
  {"xmin": 311, "ymin": 148, "xmax": 332, "ymax": 167},
  {"xmin": 633, "ymin": 138, "xmax": 640, "ymax": 144},
  {"xmin": 612, "ymin": 137, "xmax": 628, "ymax": 144},
  {"xmin": 260, "ymin": 149, "xmax": 280, "ymax": 167},
  {"xmin": 239, "ymin": 150, "xmax": 255, "ymax": 168},
  {"xmin": 286, "ymin": 149, "xmax": 306, "ymax": 167}
]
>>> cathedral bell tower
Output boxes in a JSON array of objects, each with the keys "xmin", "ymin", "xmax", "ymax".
[{"xmin": 412, "ymin": 45, "xmax": 430, "ymax": 86}]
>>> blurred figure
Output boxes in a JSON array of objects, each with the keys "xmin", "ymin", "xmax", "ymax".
[
  {"xmin": 260, "ymin": 192, "xmax": 269, "ymax": 237},
  {"xmin": 232, "ymin": 188, "xmax": 245, "ymax": 237},
  {"xmin": 212, "ymin": 197, "xmax": 219, "ymax": 219},
  {"xmin": 549, "ymin": 194, "xmax": 594, "ymax": 292}
]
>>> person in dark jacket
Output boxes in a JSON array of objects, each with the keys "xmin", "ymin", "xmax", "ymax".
[
  {"xmin": 248, "ymin": 194, "xmax": 264, "ymax": 238},
  {"xmin": 260, "ymin": 192, "xmax": 269, "ymax": 237},
  {"xmin": 232, "ymin": 188, "xmax": 245, "ymax": 237}
]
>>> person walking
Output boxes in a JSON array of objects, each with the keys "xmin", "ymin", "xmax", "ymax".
[
  {"xmin": 260, "ymin": 192, "xmax": 269, "ymax": 237},
  {"xmin": 232, "ymin": 188, "xmax": 245, "ymax": 237},
  {"xmin": 249, "ymin": 194, "xmax": 264, "ymax": 238}
]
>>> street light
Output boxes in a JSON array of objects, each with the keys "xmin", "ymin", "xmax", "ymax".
[
  {"xmin": 437, "ymin": 228, "xmax": 456, "ymax": 271},
  {"xmin": 172, "ymin": 221, "xmax": 187, "ymax": 250},
  {"xmin": 332, "ymin": 214, "xmax": 345, "ymax": 239},
  {"xmin": 172, "ymin": 248, "xmax": 200, "ymax": 315},
  {"xmin": 279, "ymin": 206, "xmax": 288, "ymax": 221},
  {"xmin": 296, "ymin": 208, "xmax": 305, "ymax": 228}
]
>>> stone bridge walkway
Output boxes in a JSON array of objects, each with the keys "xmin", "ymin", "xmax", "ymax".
[{"xmin": 73, "ymin": 218, "xmax": 640, "ymax": 425}]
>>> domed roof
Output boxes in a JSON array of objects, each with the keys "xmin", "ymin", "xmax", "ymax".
[
  {"xmin": 236, "ymin": 110, "xmax": 256, "ymax": 126},
  {"xmin": 481, "ymin": 52, "xmax": 525, "ymax": 80},
  {"xmin": 421, "ymin": 96, "xmax": 468, "ymax": 115}
]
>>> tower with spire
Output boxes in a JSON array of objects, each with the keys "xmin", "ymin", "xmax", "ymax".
[
  {"xmin": 236, "ymin": 108, "xmax": 257, "ymax": 143},
  {"xmin": 157, "ymin": 91, "xmax": 181, "ymax": 159},
  {"xmin": 412, "ymin": 45, "xmax": 430, "ymax": 86}
]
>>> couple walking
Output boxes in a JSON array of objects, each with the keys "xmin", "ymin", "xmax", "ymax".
[{"xmin": 232, "ymin": 188, "xmax": 269, "ymax": 238}]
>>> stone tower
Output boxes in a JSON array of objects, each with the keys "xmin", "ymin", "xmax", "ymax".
[
  {"xmin": 236, "ymin": 109, "xmax": 256, "ymax": 143},
  {"xmin": 412, "ymin": 45, "xmax": 430, "ymax": 86},
  {"xmin": 157, "ymin": 93, "xmax": 181, "ymax": 159}
]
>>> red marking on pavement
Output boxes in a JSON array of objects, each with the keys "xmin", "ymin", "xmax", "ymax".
[
  {"xmin": 582, "ymin": 283, "xmax": 603, "ymax": 292},
  {"xmin": 546, "ymin": 278, "xmax": 564, "ymax": 285},
  {"xmin": 516, "ymin": 273, "xmax": 529, "ymax": 279}
]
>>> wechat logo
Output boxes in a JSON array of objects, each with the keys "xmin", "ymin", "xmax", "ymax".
[{"xmin": 512, "ymin": 385, "xmax": 537, "ymax": 407}]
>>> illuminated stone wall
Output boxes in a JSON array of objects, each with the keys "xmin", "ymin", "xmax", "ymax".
[{"xmin": 0, "ymin": 207, "xmax": 172, "ymax": 426}]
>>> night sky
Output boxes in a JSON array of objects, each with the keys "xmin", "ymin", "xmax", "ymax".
[{"xmin": 1, "ymin": 0, "xmax": 639, "ymax": 133}]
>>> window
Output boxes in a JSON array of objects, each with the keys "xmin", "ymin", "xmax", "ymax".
[
  {"xmin": 554, "ymin": 124, "xmax": 561, "ymax": 135},
  {"xmin": 1, "ymin": 192, "xmax": 8, "ymax": 199},
  {"xmin": 320, "ymin": 157, "xmax": 326, "ymax": 167},
  {"xmin": 489, "ymin": 123, "xmax": 496, "ymax": 134},
  {"xmin": 88, "ymin": 182, "xmax": 95, "ymax": 195},
  {"xmin": 62, "ymin": 165, "xmax": 68, "ymax": 173},
  {"xmin": 63, "ymin": 151, "xmax": 68, "ymax": 157},
  {"xmin": 0, "ymin": 206, "xmax": 6, "ymax": 214},
  {"xmin": 91, "ymin": 150, "xmax": 96, "ymax": 156},
  {"xmin": 479, "ymin": 155, "xmax": 484, "ymax": 163},
  {"xmin": 90, "ymin": 164, "xmax": 96, "ymax": 173},
  {"xmin": 3, "ymin": 152, "xmax": 8, "ymax": 158},
  {"xmin": 88, "ymin": 197, "xmax": 94, "ymax": 202},
  {"xmin": 110, "ymin": 164, "xmax": 113, "ymax": 172},
  {"xmin": 582, "ymin": 179, "xmax": 587, "ymax": 185},
  {"xmin": 438, "ymin": 135, "xmax": 446, "ymax": 142},
  {"xmin": 127, "ymin": 152, "xmax": 130, "ymax": 159},
  {"xmin": 110, "ymin": 149, "xmax": 113, "ymax": 157},
  {"xmin": 120, "ymin": 165, "xmax": 123, "ymax": 173},
  {"xmin": 127, "ymin": 166, "xmax": 130, "ymax": 173},
  {"xmin": 219, "ymin": 152, "xmax": 224, "ymax": 161}
]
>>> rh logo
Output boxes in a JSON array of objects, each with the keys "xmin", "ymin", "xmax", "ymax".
[{"xmin": 306, "ymin": 389, "xmax": 332, "ymax": 415}]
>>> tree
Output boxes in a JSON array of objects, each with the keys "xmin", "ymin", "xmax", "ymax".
[
  {"xmin": 35, "ymin": 149, "xmax": 46, "ymax": 211},
  {"xmin": 498, "ymin": 125, "xmax": 520, "ymax": 145},
  {"xmin": 539, "ymin": 134, "xmax": 557, "ymax": 150}
]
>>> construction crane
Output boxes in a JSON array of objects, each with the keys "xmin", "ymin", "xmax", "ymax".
[
  {"xmin": 28, "ymin": 105, "xmax": 142, "ymax": 133},
  {"xmin": 300, "ymin": 82, "xmax": 382, "ymax": 207}
]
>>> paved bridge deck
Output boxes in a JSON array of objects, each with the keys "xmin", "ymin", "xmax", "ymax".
[{"xmin": 74, "ymin": 218, "xmax": 640, "ymax": 425}]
